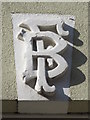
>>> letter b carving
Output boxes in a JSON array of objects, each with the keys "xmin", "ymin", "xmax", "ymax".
[{"xmin": 18, "ymin": 19, "xmax": 69, "ymax": 95}]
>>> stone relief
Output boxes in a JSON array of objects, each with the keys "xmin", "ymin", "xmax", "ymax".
[{"xmin": 17, "ymin": 19, "xmax": 69, "ymax": 95}]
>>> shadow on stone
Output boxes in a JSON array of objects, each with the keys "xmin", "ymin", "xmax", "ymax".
[
  {"xmin": 26, "ymin": 23, "xmax": 87, "ymax": 101},
  {"xmin": 72, "ymin": 47, "xmax": 87, "ymax": 67},
  {"xmin": 63, "ymin": 23, "xmax": 83, "ymax": 46},
  {"xmin": 70, "ymin": 68, "xmax": 86, "ymax": 86},
  {"xmin": 64, "ymin": 23, "xmax": 87, "ymax": 85}
]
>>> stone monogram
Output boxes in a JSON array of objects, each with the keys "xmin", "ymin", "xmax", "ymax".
[{"xmin": 17, "ymin": 19, "xmax": 69, "ymax": 95}]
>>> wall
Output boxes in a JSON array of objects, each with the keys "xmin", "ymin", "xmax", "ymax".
[{"xmin": 2, "ymin": 2, "xmax": 88, "ymax": 113}]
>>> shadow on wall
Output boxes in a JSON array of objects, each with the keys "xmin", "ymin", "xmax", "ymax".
[
  {"xmin": 49, "ymin": 25, "xmax": 87, "ymax": 100},
  {"xmin": 68, "ymin": 26, "xmax": 87, "ymax": 87},
  {"xmin": 26, "ymin": 24, "xmax": 87, "ymax": 101},
  {"xmin": 63, "ymin": 24, "xmax": 87, "ymax": 98}
]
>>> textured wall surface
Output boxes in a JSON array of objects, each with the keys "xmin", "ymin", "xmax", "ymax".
[{"xmin": 2, "ymin": 2, "xmax": 88, "ymax": 113}]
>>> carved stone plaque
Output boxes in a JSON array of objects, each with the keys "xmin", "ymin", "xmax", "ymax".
[
  {"xmin": 18, "ymin": 16, "xmax": 69, "ymax": 94},
  {"xmin": 12, "ymin": 14, "xmax": 75, "ymax": 113}
]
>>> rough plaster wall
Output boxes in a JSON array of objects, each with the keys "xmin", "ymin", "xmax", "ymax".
[
  {"xmin": 2, "ymin": 2, "xmax": 88, "ymax": 101},
  {"xmin": 0, "ymin": 2, "xmax": 2, "ymax": 118},
  {"xmin": 0, "ymin": 2, "xmax": 2, "ymax": 100},
  {"xmin": 2, "ymin": 3, "xmax": 17, "ymax": 100}
]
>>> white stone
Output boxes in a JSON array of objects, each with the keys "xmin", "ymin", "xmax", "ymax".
[
  {"xmin": 12, "ymin": 14, "xmax": 75, "ymax": 102},
  {"xmin": 21, "ymin": 31, "xmax": 68, "ymax": 94}
]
